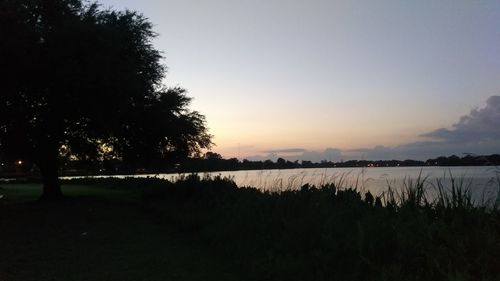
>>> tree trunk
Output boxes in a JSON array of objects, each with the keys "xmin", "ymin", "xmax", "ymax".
[{"xmin": 38, "ymin": 151, "xmax": 63, "ymax": 201}]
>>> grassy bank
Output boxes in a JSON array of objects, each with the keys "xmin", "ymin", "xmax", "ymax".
[
  {"xmin": 0, "ymin": 182, "xmax": 237, "ymax": 281},
  {"xmin": 1, "ymin": 176, "xmax": 499, "ymax": 281}
]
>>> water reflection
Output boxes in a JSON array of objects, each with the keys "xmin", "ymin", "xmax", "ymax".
[{"xmin": 63, "ymin": 166, "xmax": 500, "ymax": 201}]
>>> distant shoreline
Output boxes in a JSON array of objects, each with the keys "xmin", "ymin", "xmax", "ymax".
[
  {"xmin": 1, "ymin": 164, "xmax": 499, "ymax": 183},
  {"xmin": 1, "ymin": 154, "xmax": 498, "ymax": 181}
]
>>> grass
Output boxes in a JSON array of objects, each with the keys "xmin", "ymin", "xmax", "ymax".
[
  {"xmin": 0, "ymin": 182, "xmax": 238, "ymax": 281},
  {"xmin": 1, "ymin": 174, "xmax": 499, "ymax": 281}
]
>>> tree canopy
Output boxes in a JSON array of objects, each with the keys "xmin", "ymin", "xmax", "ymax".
[{"xmin": 0, "ymin": 0, "xmax": 212, "ymax": 199}]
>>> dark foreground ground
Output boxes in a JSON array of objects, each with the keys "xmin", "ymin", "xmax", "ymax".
[
  {"xmin": 1, "ymin": 176, "xmax": 499, "ymax": 281},
  {"xmin": 0, "ymin": 183, "xmax": 238, "ymax": 281}
]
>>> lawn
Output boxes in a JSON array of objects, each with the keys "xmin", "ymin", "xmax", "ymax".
[{"xmin": 0, "ymin": 182, "xmax": 237, "ymax": 281}]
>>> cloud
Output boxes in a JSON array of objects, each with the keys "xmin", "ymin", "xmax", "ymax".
[
  {"xmin": 299, "ymin": 148, "xmax": 344, "ymax": 162},
  {"xmin": 245, "ymin": 96, "xmax": 500, "ymax": 161},
  {"xmin": 347, "ymin": 141, "xmax": 500, "ymax": 160},
  {"xmin": 422, "ymin": 96, "xmax": 500, "ymax": 143},
  {"xmin": 246, "ymin": 148, "xmax": 345, "ymax": 162},
  {"xmin": 263, "ymin": 148, "xmax": 307, "ymax": 154},
  {"xmin": 348, "ymin": 96, "xmax": 500, "ymax": 160}
]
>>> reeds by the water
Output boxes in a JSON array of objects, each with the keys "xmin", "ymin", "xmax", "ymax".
[
  {"xmin": 380, "ymin": 169, "xmax": 500, "ymax": 211},
  {"xmin": 58, "ymin": 170, "xmax": 500, "ymax": 281},
  {"xmin": 241, "ymin": 168, "xmax": 500, "ymax": 211},
  {"xmin": 148, "ymin": 173, "xmax": 500, "ymax": 280}
]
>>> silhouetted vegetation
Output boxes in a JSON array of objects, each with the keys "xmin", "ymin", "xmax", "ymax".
[
  {"xmin": 1, "ymin": 175, "xmax": 499, "ymax": 280},
  {"xmin": 1, "ymin": 153, "xmax": 499, "ymax": 178},
  {"xmin": 0, "ymin": 0, "xmax": 211, "ymax": 200},
  {"xmin": 426, "ymin": 154, "xmax": 500, "ymax": 166},
  {"xmin": 176, "ymin": 153, "xmax": 500, "ymax": 173}
]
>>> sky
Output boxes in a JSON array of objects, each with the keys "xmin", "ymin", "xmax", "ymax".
[{"xmin": 99, "ymin": 0, "xmax": 500, "ymax": 161}]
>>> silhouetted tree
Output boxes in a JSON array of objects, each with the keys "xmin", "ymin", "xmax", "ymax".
[
  {"xmin": 276, "ymin": 157, "xmax": 286, "ymax": 168},
  {"xmin": 205, "ymin": 152, "xmax": 223, "ymax": 160},
  {"xmin": 0, "ymin": 0, "xmax": 212, "ymax": 200}
]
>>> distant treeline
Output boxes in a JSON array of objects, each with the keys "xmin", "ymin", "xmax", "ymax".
[
  {"xmin": 177, "ymin": 153, "xmax": 500, "ymax": 173},
  {"xmin": 1, "ymin": 153, "xmax": 499, "ymax": 177}
]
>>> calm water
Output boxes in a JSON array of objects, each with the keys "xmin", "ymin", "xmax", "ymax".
[{"xmin": 68, "ymin": 166, "xmax": 500, "ymax": 201}]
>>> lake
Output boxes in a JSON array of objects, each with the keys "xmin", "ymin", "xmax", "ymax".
[{"xmin": 67, "ymin": 166, "xmax": 500, "ymax": 202}]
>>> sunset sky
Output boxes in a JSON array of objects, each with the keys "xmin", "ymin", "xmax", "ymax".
[{"xmin": 99, "ymin": 0, "xmax": 500, "ymax": 161}]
